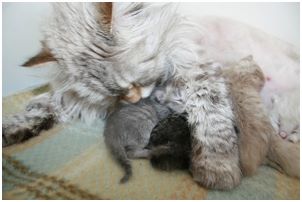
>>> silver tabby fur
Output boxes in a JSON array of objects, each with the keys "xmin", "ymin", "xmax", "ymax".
[{"xmin": 3, "ymin": 3, "xmax": 240, "ymax": 190}]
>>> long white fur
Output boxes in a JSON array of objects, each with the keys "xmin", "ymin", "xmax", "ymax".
[
  {"xmin": 40, "ymin": 3, "xmax": 208, "ymax": 124},
  {"xmin": 4, "ymin": 3, "xmax": 299, "ymax": 189}
]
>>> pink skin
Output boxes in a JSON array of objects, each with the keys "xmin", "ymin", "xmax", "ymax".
[
  {"xmin": 266, "ymin": 76, "xmax": 271, "ymax": 81},
  {"xmin": 279, "ymin": 131, "xmax": 288, "ymax": 139}
]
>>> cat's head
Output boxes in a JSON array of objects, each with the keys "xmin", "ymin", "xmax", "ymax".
[
  {"xmin": 224, "ymin": 55, "xmax": 265, "ymax": 91},
  {"xmin": 151, "ymin": 79, "xmax": 187, "ymax": 114},
  {"xmin": 22, "ymin": 3, "xmax": 198, "ymax": 106}
]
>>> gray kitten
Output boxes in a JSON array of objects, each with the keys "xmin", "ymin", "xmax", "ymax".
[
  {"xmin": 104, "ymin": 98, "xmax": 170, "ymax": 183},
  {"xmin": 104, "ymin": 83, "xmax": 185, "ymax": 183}
]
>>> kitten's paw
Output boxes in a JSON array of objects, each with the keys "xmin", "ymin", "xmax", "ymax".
[{"xmin": 190, "ymin": 141, "xmax": 241, "ymax": 190}]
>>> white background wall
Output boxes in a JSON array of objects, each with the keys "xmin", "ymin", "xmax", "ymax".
[{"xmin": 2, "ymin": 3, "xmax": 300, "ymax": 96}]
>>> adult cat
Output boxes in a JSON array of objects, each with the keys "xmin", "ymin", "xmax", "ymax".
[{"xmin": 3, "ymin": 3, "xmax": 299, "ymax": 190}]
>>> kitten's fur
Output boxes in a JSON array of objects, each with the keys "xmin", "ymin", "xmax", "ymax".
[
  {"xmin": 222, "ymin": 56, "xmax": 273, "ymax": 176},
  {"xmin": 104, "ymin": 98, "xmax": 170, "ymax": 183},
  {"xmin": 104, "ymin": 82, "xmax": 186, "ymax": 183},
  {"xmin": 7, "ymin": 2, "xmax": 298, "ymax": 190},
  {"xmin": 146, "ymin": 113, "xmax": 191, "ymax": 171}
]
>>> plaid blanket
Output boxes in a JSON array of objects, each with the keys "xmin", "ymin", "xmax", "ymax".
[{"xmin": 2, "ymin": 85, "xmax": 300, "ymax": 199}]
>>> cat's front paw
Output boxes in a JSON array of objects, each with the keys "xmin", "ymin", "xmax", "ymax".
[
  {"xmin": 2, "ymin": 122, "xmax": 32, "ymax": 147},
  {"xmin": 190, "ymin": 143, "xmax": 241, "ymax": 190},
  {"xmin": 3, "ymin": 112, "xmax": 55, "ymax": 147},
  {"xmin": 190, "ymin": 158, "xmax": 241, "ymax": 190}
]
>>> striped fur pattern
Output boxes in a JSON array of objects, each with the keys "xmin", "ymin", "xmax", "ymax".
[
  {"xmin": 2, "ymin": 93, "xmax": 57, "ymax": 147},
  {"xmin": 3, "ymin": 3, "xmax": 240, "ymax": 190},
  {"xmin": 177, "ymin": 63, "xmax": 241, "ymax": 190}
]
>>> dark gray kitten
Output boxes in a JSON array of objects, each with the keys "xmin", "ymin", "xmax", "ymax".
[
  {"xmin": 146, "ymin": 113, "xmax": 191, "ymax": 171},
  {"xmin": 147, "ymin": 114, "xmax": 239, "ymax": 172}
]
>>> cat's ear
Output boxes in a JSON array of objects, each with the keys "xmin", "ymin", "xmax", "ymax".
[
  {"xmin": 22, "ymin": 42, "xmax": 56, "ymax": 67},
  {"xmin": 95, "ymin": 2, "xmax": 113, "ymax": 33}
]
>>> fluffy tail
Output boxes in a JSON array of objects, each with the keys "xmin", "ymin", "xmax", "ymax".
[
  {"xmin": 266, "ymin": 135, "xmax": 300, "ymax": 178},
  {"xmin": 109, "ymin": 144, "xmax": 132, "ymax": 184}
]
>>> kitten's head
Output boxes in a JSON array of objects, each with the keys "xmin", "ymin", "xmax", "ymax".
[
  {"xmin": 151, "ymin": 79, "xmax": 187, "ymax": 114},
  {"xmin": 224, "ymin": 55, "xmax": 265, "ymax": 91},
  {"xmin": 22, "ymin": 3, "xmax": 197, "ymax": 107}
]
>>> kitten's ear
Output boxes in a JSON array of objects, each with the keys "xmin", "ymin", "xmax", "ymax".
[
  {"xmin": 22, "ymin": 42, "xmax": 56, "ymax": 67},
  {"xmin": 95, "ymin": 2, "xmax": 113, "ymax": 33}
]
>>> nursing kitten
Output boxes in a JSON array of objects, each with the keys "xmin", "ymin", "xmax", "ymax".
[
  {"xmin": 104, "ymin": 81, "xmax": 186, "ymax": 183},
  {"xmin": 146, "ymin": 113, "xmax": 191, "ymax": 171},
  {"xmin": 268, "ymin": 88, "xmax": 300, "ymax": 143},
  {"xmin": 221, "ymin": 56, "xmax": 274, "ymax": 176},
  {"xmin": 104, "ymin": 98, "xmax": 171, "ymax": 183}
]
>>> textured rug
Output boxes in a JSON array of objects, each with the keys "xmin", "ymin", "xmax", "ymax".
[{"xmin": 2, "ymin": 85, "xmax": 300, "ymax": 199}]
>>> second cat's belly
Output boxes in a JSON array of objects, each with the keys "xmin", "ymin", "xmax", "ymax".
[{"xmin": 191, "ymin": 16, "xmax": 299, "ymax": 108}]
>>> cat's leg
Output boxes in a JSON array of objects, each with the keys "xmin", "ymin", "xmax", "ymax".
[
  {"xmin": 266, "ymin": 134, "xmax": 300, "ymax": 178},
  {"xmin": 2, "ymin": 93, "xmax": 58, "ymax": 147},
  {"xmin": 184, "ymin": 72, "xmax": 241, "ymax": 190}
]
